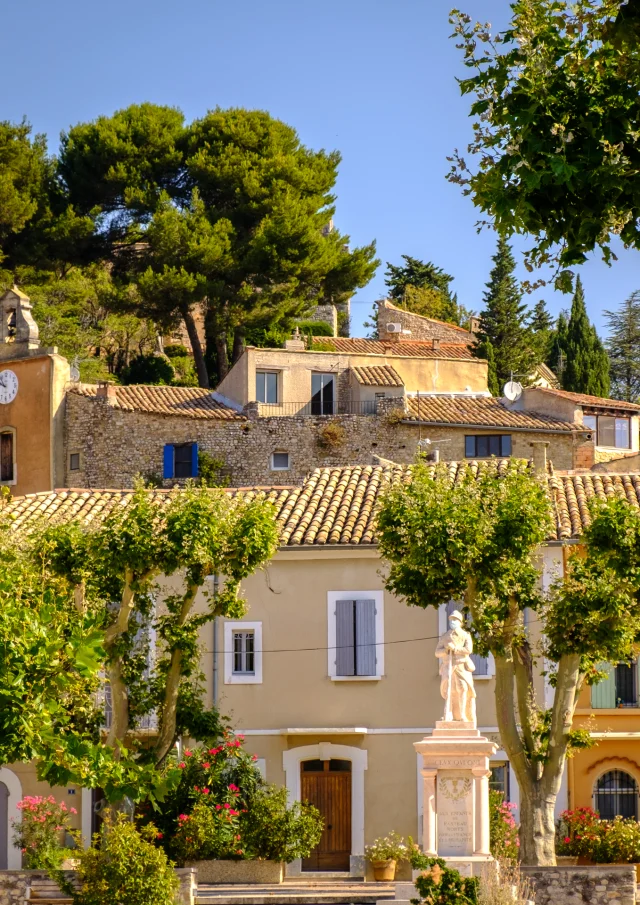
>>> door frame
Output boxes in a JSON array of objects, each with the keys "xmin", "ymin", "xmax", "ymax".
[
  {"xmin": 283, "ymin": 743, "xmax": 367, "ymax": 875},
  {"xmin": 0, "ymin": 768, "xmax": 22, "ymax": 868}
]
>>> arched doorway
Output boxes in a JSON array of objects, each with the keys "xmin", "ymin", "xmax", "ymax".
[
  {"xmin": 0, "ymin": 783, "xmax": 8, "ymax": 870},
  {"xmin": 301, "ymin": 759, "xmax": 352, "ymax": 871},
  {"xmin": 594, "ymin": 770, "xmax": 639, "ymax": 819}
]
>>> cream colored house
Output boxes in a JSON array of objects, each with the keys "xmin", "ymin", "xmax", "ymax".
[{"xmin": 8, "ymin": 460, "xmax": 621, "ymax": 875}]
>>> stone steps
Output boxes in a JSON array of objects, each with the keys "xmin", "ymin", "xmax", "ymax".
[{"xmin": 195, "ymin": 881, "xmax": 396, "ymax": 905}]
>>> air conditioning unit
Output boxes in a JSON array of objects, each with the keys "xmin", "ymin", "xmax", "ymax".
[{"xmin": 386, "ymin": 323, "xmax": 403, "ymax": 334}]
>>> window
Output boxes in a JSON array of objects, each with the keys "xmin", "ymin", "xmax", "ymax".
[
  {"xmin": 256, "ymin": 371, "xmax": 278, "ymax": 404},
  {"xmin": 591, "ymin": 660, "xmax": 638, "ymax": 708},
  {"xmin": 594, "ymin": 770, "xmax": 639, "ymax": 819},
  {"xmin": 442, "ymin": 600, "xmax": 491, "ymax": 677},
  {"xmin": 224, "ymin": 621, "xmax": 262, "ymax": 684},
  {"xmin": 490, "ymin": 764, "xmax": 510, "ymax": 800},
  {"xmin": 327, "ymin": 591, "xmax": 384, "ymax": 679},
  {"xmin": 311, "ymin": 373, "xmax": 335, "ymax": 415},
  {"xmin": 0, "ymin": 430, "xmax": 15, "ymax": 483},
  {"xmin": 464, "ymin": 435, "xmax": 512, "ymax": 458},
  {"xmin": 163, "ymin": 442, "xmax": 198, "ymax": 479},
  {"xmin": 582, "ymin": 413, "xmax": 631, "ymax": 449},
  {"xmin": 271, "ymin": 452, "xmax": 290, "ymax": 471},
  {"xmin": 233, "ymin": 631, "xmax": 255, "ymax": 675},
  {"xmin": 69, "ymin": 452, "xmax": 80, "ymax": 471}
]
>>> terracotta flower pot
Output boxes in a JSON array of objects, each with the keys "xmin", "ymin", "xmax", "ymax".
[
  {"xmin": 372, "ymin": 859, "xmax": 397, "ymax": 881},
  {"xmin": 556, "ymin": 856, "xmax": 579, "ymax": 866}
]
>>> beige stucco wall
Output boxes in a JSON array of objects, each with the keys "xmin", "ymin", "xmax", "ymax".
[
  {"xmin": 0, "ymin": 353, "xmax": 69, "ymax": 496},
  {"xmin": 516, "ymin": 387, "xmax": 582, "ymax": 424},
  {"xmin": 217, "ymin": 347, "xmax": 489, "ymax": 409}
]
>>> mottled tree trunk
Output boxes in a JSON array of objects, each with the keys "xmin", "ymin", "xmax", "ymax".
[
  {"xmin": 232, "ymin": 326, "xmax": 245, "ymax": 365},
  {"xmin": 181, "ymin": 306, "xmax": 209, "ymax": 388}
]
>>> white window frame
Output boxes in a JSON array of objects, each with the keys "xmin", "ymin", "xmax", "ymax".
[
  {"xmin": 327, "ymin": 590, "xmax": 384, "ymax": 681},
  {"xmin": 256, "ymin": 370, "xmax": 279, "ymax": 405},
  {"xmin": 224, "ymin": 621, "xmax": 263, "ymax": 684},
  {"xmin": 0, "ymin": 426, "xmax": 17, "ymax": 486},
  {"xmin": 437, "ymin": 603, "xmax": 494, "ymax": 680},
  {"xmin": 270, "ymin": 451, "xmax": 290, "ymax": 471}
]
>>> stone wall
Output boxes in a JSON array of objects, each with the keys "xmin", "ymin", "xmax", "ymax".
[
  {"xmin": 64, "ymin": 392, "xmax": 584, "ymax": 489},
  {"xmin": 377, "ymin": 300, "xmax": 475, "ymax": 343},
  {"xmin": 0, "ymin": 868, "xmax": 195, "ymax": 905},
  {"xmin": 521, "ymin": 865, "xmax": 636, "ymax": 905}
]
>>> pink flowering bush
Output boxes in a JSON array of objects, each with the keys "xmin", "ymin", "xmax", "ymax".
[
  {"xmin": 556, "ymin": 808, "xmax": 640, "ymax": 863},
  {"xmin": 489, "ymin": 791, "xmax": 519, "ymax": 862},
  {"xmin": 171, "ymin": 799, "xmax": 243, "ymax": 863},
  {"xmin": 12, "ymin": 796, "xmax": 78, "ymax": 869},
  {"xmin": 555, "ymin": 807, "xmax": 601, "ymax": 857}
]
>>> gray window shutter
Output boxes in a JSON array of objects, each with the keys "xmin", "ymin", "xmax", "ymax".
[
  {"xmin": 355, "ymin": 599, "xmax": 377, "ymax": 676},
  {"xmin": 335, "ymin": 600, "xmax": 355, "ymax": 676},
  {"xmin": 591, "ymin": 663, "xmax": 616, "ymax": 708}
]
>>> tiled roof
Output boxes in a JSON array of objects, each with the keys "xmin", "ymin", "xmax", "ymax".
[
  {"xmin": 404, "ymin": 395, "xmax": 577, "ymax": 431},
  {"xmin": 72, "ymin": 384, "xmax": 244, "ymax": 421},
  {"xmin": 311, "ymin": 337, "xmax": 476, "ymax": 360},
  {"xmin": 533, "ymin": 363, "xmax": 560, "ymax": 388},
  {"xmin": 351, "ymin": 365, "xmax": 404, "ymax": 387},
  {"xmin": 3, "ymin": 460, "xmax": 535, "ymax": 546},
  {"xmin": 549, "ymin": 471, "xmax": 640, "ymax": 540},
  {"xmin": 532, "ymin": 387, "xmax": 640, "ymax": 413}
]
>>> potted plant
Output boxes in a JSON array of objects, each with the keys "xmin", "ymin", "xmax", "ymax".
[
  {"xmin": 365, "ymin": 832, "xmax": 408, "ymax": 881},
  {"xmin": 555, "ymin": 807, "xmax": 600, "ymax": 865}
]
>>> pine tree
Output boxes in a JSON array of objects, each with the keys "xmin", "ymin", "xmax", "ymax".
[
  {"xmin": 475, "ymin": 338, "xmax": 500, "ymax": 396},
  {"xmin": 529, "ymin": 299, "xmax": 555, "ymax": 365},
  {"xmin": 384, "ymin": 255, "xmax": 472, "ymax": 327},
  {"xmin": 476, "ymin": 237, "xmax": 535, "ymax": 390},
  {"xmin": 562, "ymin": 276, "xmax": 610, "ymax": 397},
  {"xmin": 604, "ymin": 291, "xmax": 640, "ymax": 402},
  {"xmin": 549, "ymin": 311, "xmax": 569, "ymax": 379}
]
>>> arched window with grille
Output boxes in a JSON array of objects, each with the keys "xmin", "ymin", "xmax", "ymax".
[{"xmin": 594, "ymin": 770, "xmax": 639, "ymax": 819}]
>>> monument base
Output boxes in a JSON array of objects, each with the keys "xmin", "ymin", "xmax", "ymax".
[{"xmin": 380, "ymin": 859, "xmax": 496, "ymax": 905}]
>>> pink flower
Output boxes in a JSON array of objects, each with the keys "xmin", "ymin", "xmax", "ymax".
[
  {"xmin": 178, "ymin": 814, "xmax": 189, "ymax": 823},
  {"xmin": 203, "ymin": 788, "xmax": 210, "ymax": 795},
  {"xmin": 203, "ymin": 763, "xmax": 211, "ymax": 769},
  {"xmin": 223, "ymin": 803, "xmax": 230, "ymax": 809},
  {"xmin": 228, "ymin": 784, "xmax": 239, "ymax": 792},
  {"xmin": 69, "ymin": 808, "xmax": 77, "ymax": 815},
  {"xmin": 179, "ymin": 762, "xmax": 186, "ymax": 769},
  {"xmin": 185, "ymin": 750, "xmax": 193, "ymax": 757},
  {"xmin": 564, "ymin": 837, "xmax": 571, "ymax": 844},
  {"xmin": 157, "ymin": 832, "xmax": 163, "ymax": 839},
  {"xmin": 252, "ymin": 755, "xmax": 258, "ymax": 761},
  {"xmin": 215, "ymin": 804, "xmax": 222, "ymax": 811}
]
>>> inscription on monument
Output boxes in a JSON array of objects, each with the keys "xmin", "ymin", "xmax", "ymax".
[{"xmin": 437, "ymin": 771, "xmax": 474, "ymax": 857}]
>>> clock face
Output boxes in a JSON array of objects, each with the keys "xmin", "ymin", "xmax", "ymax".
[{"xmin": 0, "ymin": 370, "xmax": 18, "ymax": 404}]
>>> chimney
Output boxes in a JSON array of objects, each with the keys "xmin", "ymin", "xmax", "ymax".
[
  {"xmin": 96, "ymin": 381, "xmax": 117, "ymax": 404},
  {"xmin": 432, "ymin": 339, "xmax": 440, "ymax": 352},
  {"xmin": 529, "ymin": 441, "xmax": 549, "ymax": 475},
  {"xmin": 285, "ymin": 326, "xmax": 306, "ymax": 351}
]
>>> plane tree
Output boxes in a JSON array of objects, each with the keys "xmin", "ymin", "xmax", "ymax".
[{"xmin": 376, "ymin": 461, "xmax": 640, "ymax": 864}]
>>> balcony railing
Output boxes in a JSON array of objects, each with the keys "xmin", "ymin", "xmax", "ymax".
[{"xmin": 257, "ymin": 400, "xmax": 380, "ymax": 417}]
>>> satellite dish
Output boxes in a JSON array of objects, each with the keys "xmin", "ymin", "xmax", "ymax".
[
  {"xmin": 70, "ymin": 365, "xmax": 80, "ymax": 382},
  {"xmin": 503, "ymin": 380, "xmax": 523, "ymax": 402}
]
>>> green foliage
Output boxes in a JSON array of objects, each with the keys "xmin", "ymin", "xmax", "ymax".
[
  {"xmin": 12, "ymin": 796, "xmax": 79, "ymax": 870},
  {"xmin": 122, "ymin": 353, "xmax": 175, "ymax": 386},
  {"xmin": 365, "ymin": 832, "xmax": 409, "ymax": 862},
  {"xmin": 197, "ymin": 450, "xmax": 228, "ymax": 488},
  {"xmin": 477, "ymin": 238, "xmax": 536, "ymax": 388},
  {"xmin": 604, "ymin": 291, "xmax": 640, "ymax": 403},
  {"xmin": 384, "ymin": 255, "xmax": 472, "ymax": 327},
  {"xmin": 171, "ymin": 801, "xmax": 242, "ymax": 864},
  {"xmin": 164, "ymin": 344, "xmax": 189, "ymax": 358},
  {"xmin": 474, "ymin": 337, "xmax": 500, "ymax": 396},
  {"xmin": 296, "ymin": 320, "xmax": 335, "ymax": 336},
  {"xmin": 555, "ymin": 807, "xmax": 600, "ymax": 857},
  {"xmin": 489, "ymin": 791, "xmax": 519, "ymax": 862},
  {"xmin": 63, "ymin": 816, "xmax": 178, "ymax": 905},
  {"xmin": 0, "ymin": 120, "xmax": 52, "ymax": 262},
  {"xmin": 412, "ymin": 858, "xmax": 479, "ymax": 905},
  {"xmin": 560, "ymin": 277, "xmax": 610, "ymax": 396},
  {"xmin": 448, "ymin": 0, "xmax": 640, "ymax": 272},
  {"xmin": 529, "ymin": 300, "xmax": 556, "ymax": 366},
  {"xmin": 241, "ymin": 786, "xmax": 323, "ymax": 863},
  {"xmin": 556, "ymin": 808, "xmax": 640, "ymax": 864}
]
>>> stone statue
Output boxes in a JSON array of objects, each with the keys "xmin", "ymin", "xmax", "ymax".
[{"xmin": 435, "ymin": 610, "xmax": 477, "ymax": 725}]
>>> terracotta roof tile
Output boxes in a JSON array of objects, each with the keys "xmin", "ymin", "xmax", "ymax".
[
  {"xmin": 404, "ymin": 395, "xmax": 577, "ymax": 431},
  {"xmin": 72, "ymin": 384, "xmax": 244, "ymax": 421},
  {"xmin": 351, "ymin": 365, "xmax": 404, "ymax": 387},
  {"xmin": 533, "ymin": 387, "xmax": 640, "ymax": 413},
  {"xmin": 548, "ymin": 471, "xmax": 640, "ymax": 540},
  {"xmin": 311, "ymin": 337, "xmax": 476, "ymax": 360}
]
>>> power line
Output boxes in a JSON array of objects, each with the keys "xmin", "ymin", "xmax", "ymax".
[{"xmin": 202, "ymin": 633, "xmax": 442, "ymax": 655}]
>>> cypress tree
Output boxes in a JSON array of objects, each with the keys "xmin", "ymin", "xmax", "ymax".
[
  {"xmin": 477, "ymin": 237, "xmax": 535, "ymax": 391},
  {"xmin": 475, "ymin": 338, "xmax": 500, "ymax": 396},
  {"xmin": 604, "ymin": 291, "xmax": 640, "ymax": 402},
  {"xmin": 562, "ymin": 276, "xmax": 610, "ymax": 396},
  {"xmin": 549, "ymin": 311, "xmax": 569, "ymax": 378},
  {"xmin": 529, "ymin": 299, "xmax": 555, "ymax": 365}
]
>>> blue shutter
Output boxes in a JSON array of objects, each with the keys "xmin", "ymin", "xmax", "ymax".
[
  {"xmin": 591, "ymin": 663, "xmax": 616, "ymax": 708},
  {"xmin": 163, "ymin": 445, "xmax": 174, "ymax": 479},
  {"xmin": 502, "ymin": 435, "xmax": 512, "ymax": 456},
  {"xmin": 335, "ymin": 600, "xmax": 355, "ymax": 677},
  {"xmin": 191, "ymin": 442, "xmax": 199, "ymax": 478},
  {"xmin": 355, "ymin": 599, "xmax": 377, "ymax": 676}
]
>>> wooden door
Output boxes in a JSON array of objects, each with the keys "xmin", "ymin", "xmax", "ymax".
[
  {"xmin": 0, "ymin": 433, "xmax": 12, "ymax": 483},
  {"xmin": 301, "ymin": 761, "xmax": 351, "ymax": 871}
]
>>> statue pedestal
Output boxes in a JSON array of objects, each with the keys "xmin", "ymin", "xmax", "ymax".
[{"xmin": 414, "ymin": 721, "xmax": 497, "ymax": 878}]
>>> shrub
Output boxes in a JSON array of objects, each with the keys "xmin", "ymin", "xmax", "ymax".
[
  {"xmin": 198, "ymin": 450, "xmax": 228, "ymax": 488},
  {"xmin": 555, "ymin": 807, "xmax": 601, "ymax": 858},
  {"xmin": 241, "ymin": 786, "xmax": 323, "ymax": 863},
  {"xmin": 164, "ymin": 344, "xmax": 190, "ymax": 358},
  {"xmin": 311, "ymin": 340, "xmax": 336, "ymax": 352},
  {"xmin": 489, "ymin": 791, "xmax": 519, "ymax": 862},
  {"xmin": 122, "ymin": 354, "xmax": 175, "ymax": 386},
  {"xmin": 12, "ymin": 796, "xmax": 78, "ymax": 870},
  {"xmin": 365, "ymin": 832, "xmax": 409, "ymax": 862},
  {"xmin": 297, "ymin": 321, "xmax": 335, "ymax": 337},
  {"xmin": 61, "ymin": 816, "xmax": 178, "ymax": 905},
  {"xmin": 317, "ymin": 421, "xmax": 345, "ymax": 450},
  {"xmin": 413, "ymin": 858, "xmax": 479, "ymax": 905},
  {"xmin": 171, "ymin": 800, "xmax": 243, "ymax": 864},
  {"xmin": 591, "ymin": 816, "xmax": 640, "ymax": 864}
]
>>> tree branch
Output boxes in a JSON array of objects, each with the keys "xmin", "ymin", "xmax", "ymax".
[
  {"xmin": 542, "ymin": 652, "xmax": 581, "ymax": 796},
  {"xmin": 514, "ymin": 638, "xmax": 537, "ymax": 766}
]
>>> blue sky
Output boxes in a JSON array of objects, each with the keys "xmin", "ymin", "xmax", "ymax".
[{"xmin": 4, "ymin": 0, "xmax": 638, "ymax": 337}]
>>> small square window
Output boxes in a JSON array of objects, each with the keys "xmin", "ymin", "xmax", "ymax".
[
  {"xmin": 69, "ymin": 453, "xmax": 80, "ymax": 471},
  {"xmin": 233, "ymin": 631, "xmax": 255, "ymax": 675},
  {"xmin": 271, "ymin": 452, "xmax": 290, "ymax": 470}
]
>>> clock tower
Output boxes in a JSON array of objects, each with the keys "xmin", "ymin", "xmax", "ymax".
[{"xmin": 0, "ymin": 288, "xmax": 69, "ymax": 495}]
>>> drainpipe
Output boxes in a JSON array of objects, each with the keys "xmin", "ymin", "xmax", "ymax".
[{"xmin": 212, "ymin": 575, "xmax": 220, "ymax": 707}]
